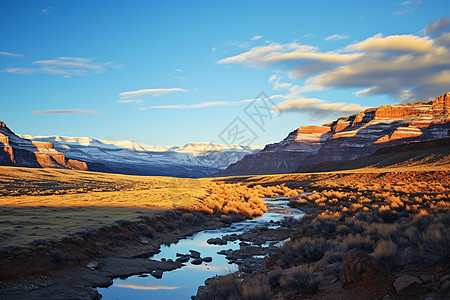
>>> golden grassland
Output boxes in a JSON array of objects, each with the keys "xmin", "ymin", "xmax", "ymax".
[{"xmin": 0, "ymin": 166, "xmax": 293, "ymax": 247}]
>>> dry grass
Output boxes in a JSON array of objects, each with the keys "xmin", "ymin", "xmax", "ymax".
[{"xmin": 0, "ymin": 166, "xmax": 280, "ymax": 247}]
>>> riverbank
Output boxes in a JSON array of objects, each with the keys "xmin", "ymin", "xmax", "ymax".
[
  {"xmin": 194, "ymin": 170, "xmax": 450, "ymax": 300},
  {"xmin": 0, "ymin": 210, "xmax": 246, "ymax": 299}
]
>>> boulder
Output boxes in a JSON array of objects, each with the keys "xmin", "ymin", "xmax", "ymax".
[
  {"xmin": 175, "ymin": 256, "xmax": 189, "ymax": 263},
  {"xmin": 202, "ymin": 257, "xmax": 212, "ymax": 263},
  {"xmin": 151, "ymin": 270, "xmax": 163, "ymax": 279},
  {"xmin": 207, "ymin": 237, "xmax": 227, "ymax": 245},
  {"xmin": 189, "ymin": 250, "xmax": 201, "ymax": 259},
  {"xmin": 340, "ymin": 248, "xmax": 370, "ymax": 287},
  {"xmin": 191, "ymin": 258, "xmax": 203, "ymax": 265},
  {"xmin": 441, "ymin": 280, "xmax": 450, "ymax": 291},
  {"xmin": 313, "ymin": 251, "xmax": 332, "ymax": 272},
  {"xmin": 393, "ymin": 275, "xmax": 422, "ymax": 296}
]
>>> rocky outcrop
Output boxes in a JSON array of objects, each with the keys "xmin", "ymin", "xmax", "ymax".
[
  {"xmin": 0, "ymin": 121, "xmax": 88, "ymax": 170},
  {"xmin": 220, "ymin": 92, "xmax": 450, "ymax": 175}
]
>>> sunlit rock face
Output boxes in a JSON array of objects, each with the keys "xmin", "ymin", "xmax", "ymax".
[
  {"xmin": 0, "ymin": 121, "xmax": 88, "ymax": 170},
  {"xmin": 219, "ymin": 92, "xmax": 450, "ymax": 175}
]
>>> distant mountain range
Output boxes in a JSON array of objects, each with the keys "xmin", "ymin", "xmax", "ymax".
[
  {"xmin": 0, "ymin": 121, "xmax": 261, "ymax": 177},
  {"xmin": 2, "ymin": 92, "xmax": 449, "ymax": 178},
  {"xmin": 15, "ymin": 135, "xmax": 262, "ymax": 177},
  {"xmin": 219, "ymin": 92, "xmax": 450, "ymax": 176}
]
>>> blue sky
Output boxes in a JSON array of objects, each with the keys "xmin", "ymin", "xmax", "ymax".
[{"xmin": 1, "ymin": 0, "xmax": 449, "ymax": 146}]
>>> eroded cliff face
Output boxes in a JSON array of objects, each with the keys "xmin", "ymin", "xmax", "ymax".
[
  {"xmin": 0, "ymin": 122, "xmax": 88, "ymax": 170},
  {"xmin": 220, "ymin": 93, "xmax": 450, "ymax": 175}
]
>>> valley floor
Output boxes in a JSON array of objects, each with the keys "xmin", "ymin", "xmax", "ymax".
[{"xmin": 0, "ymin": 165, "xmax": 449, "ymax": 299}]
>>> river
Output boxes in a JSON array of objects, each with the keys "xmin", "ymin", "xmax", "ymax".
[{"xmin": 98, "ymin": 198, "xmax": 304, "ymax": 299}]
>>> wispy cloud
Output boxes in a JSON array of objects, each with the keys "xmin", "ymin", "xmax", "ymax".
[
  {"xmin": 142, "ymin": 96, "xmax": 280, "ymax": 110},
  {"xmin": 267, "ymin": 75, "xmax": 366, "ymax": 118},
  {"xmin": 218, "ymin": 16, "xmax": 450, "ymax": 102},
  {"xmin": 115, "ymin": 283, "xmax": 179, "ymax": 291},
  {"xmin": 393, "ymin": 0, "xmax": 421, "ymax": 16},
  {"xmin": 119, "ymin": 88, "xmax": 188, "ymax": 99},
  {"xmin": 3, "ymin": 57, "xmax": 122, "ymax": 77},
  {"xmin": 41, "ymin": 7, "xmax": 51, "ymax": 15},
  {"xmin": 325, "ymin": 34, "xmax": 349, "ymax": 41},
  {"xmin": 149, "ymin": 101, "xmax": 237, "ymax": 109},
  {"xmin": 117, "ymin": 99, "xmax": 144, "ymax": 104},
  {"xmin": 31, "ymin": 109, "xmax": 99, "ymax": 115},
  {"xmin": 275, "ymin": 98, "xmax": 366, "ymax": 117},
  {"xmin": 3, "ymin": 68, "xmax": 35, "ymax": 75},
  {"xmin": 0, "ymin": 51, "xmax": 23, "ymax": 57},
  {"xmin": 252, "ymin": 35, "xmax": 263, "ymax": 41},
  {"xmin": 425, "ymin": 16, "xmax": 450, "ymax": 35}
]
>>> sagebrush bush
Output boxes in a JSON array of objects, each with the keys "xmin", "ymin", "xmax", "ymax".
[
  {"xmin": 279, "ymin": 237, "xmax": 329, "ymax": 266},
  {"xmin": 278, "ymin": 266, "xmax": 320, "ymax": 294},
  {"xmin": 241, "ymin": 274, "xmax": 271, "ymax": 300},
  {"xmin": 373, "ymin": 239, "xmax": 398, "ymax": 274},
  {"xmin": 341, "ymin": 234, "xmax": 374, "ymax": 252}
]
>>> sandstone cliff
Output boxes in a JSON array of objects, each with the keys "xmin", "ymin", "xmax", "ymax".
[
  {"xmin": 0, "ymin": 121, "xmax": 88, "ymax": 170},
  {"xmin": 219, "ymin": 92, "xmax": 450, "ymax": 176}
]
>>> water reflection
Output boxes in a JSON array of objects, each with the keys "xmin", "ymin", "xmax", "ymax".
[
  {"xmin": 98, "ymin": 198, "xmax": 304, "ymax": 299},
  {"xmin": 115, "ymin": 283, "xmax": 180, "ymax": 290}
]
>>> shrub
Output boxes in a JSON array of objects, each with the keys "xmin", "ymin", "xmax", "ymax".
[
  {"xmin": 278, "ymin": 266, "xmax": 320, "ymax": 294},
  {"xmin": 279, "ymin": 237, "xmax": 329, "ymax": 266},
  {"xmin": 50, "ymin": 249, "xmax": 79, "ymax": 264},
  {"xmin": 373, "ymin": 239, "xmax": 398, "ymax": 274},
  {"xmin": 241, "ymin": 274, "xmax": 271, "ymax": 300},
  {"xmin": 341, "ymin": 234, "xmax": 374, "ymax": 252}
]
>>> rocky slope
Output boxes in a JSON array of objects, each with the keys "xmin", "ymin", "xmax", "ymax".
[
  {"xmin": 18, "ymin": 135, "xmax": 262, "ymax": 178},
  {"xmin": 219, "ymin": 92, "xmax": 450, "ymax": 176},
  {"xmin": 0, "ymin": 121, "xmax": 88, "ymax": 170}
]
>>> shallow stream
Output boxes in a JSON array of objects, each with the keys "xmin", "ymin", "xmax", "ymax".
[{"xmin": 98, "ymin": 198, "xmax": 304, "ymax": 299}]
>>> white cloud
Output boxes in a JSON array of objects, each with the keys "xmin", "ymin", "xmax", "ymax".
[
  {"xmin": 269, "ymin": 74, "xmax": 292, "ymax": 90},
  {"xmin": 275, "ymin": 98, "xmax": 366, "ymax": 117},
  {"xmin": 3, "ymin": 57, "xmax": 120, "ymax": 77},
  {"xmin": 117, "ymin": 99, "xmax": 144, "ymax": 104},
  {"xmin": 325, "ymin": 34, "xmax": 349, "ymax": 41},
  {"xmin": 41, "ymin": 6, "xmax": 51, "ymax": 15},
  {"xmin": 119, "ymin": 88, "xmax": 188, "ymax": 99},
  {"xmin": 144, "ymin": 95, "xmax": 281, "ymax": 110},
  {"xmin": 149, "ymin": 101, "xmax": 236, "ymax": 109},
  {"xmin": 252, "ymin": 35, "xmax": 263, "ymax": 41},
  {"xmin": 393, "ymin": 0, "xmax": 421, "ymax": 16},
  {"xmin": 0, "ymin": 51, "xmax": 23, "ymax": 57},
  {"xmin": 31, "ymin": 109, "xmax": 99, "ymax": 115},
  {"xmin": 3, "ymin": 68, "xmax": 35, "ymax": 75},
  {"xmin": 347, "ymin": 33, "xmax": 433, "ymax": 52},
  {"xmin": 267, "ymin": 75, "xmax": 366, "ymax": 118},
  {"xmin": 218, "ymin": 17, "xmax": 450, "ymax": 102}
]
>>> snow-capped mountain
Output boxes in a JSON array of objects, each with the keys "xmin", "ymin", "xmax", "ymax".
[{"xmin": 18, "ymin": 135, "xmax": 262, "ymax": 177}]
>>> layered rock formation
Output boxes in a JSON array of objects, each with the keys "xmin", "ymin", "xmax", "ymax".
[
  {"xmin": 0, "ymin": 121, "xmax": 88, "ymax": 170},
  {"xmin": 219, "ymin": 92, "xmax": 450, "ymax": 176}
]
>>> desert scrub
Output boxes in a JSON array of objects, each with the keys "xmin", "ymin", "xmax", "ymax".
[
  {"xmin": 279, "ymin": 237, "xmax": 330, "ymax": 267},
  {"xmin": 341, "ymin": 234, "xmax": 374, "ymax": 252},
  {"xmin": 373, "ymin": 239, "xmax": 398, "ymax": 274},
  {"xmin": 196, "ymin": 273, "xmax": 271, "ymax": 300},
  {"xmin": 278, "ymin": 266, "xmax": 320, "ymax": 294}
]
